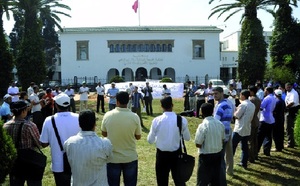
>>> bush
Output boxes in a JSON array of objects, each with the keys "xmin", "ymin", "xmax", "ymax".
[
  {"xmin": 109, "ymin": 75, "xmax": 124, "ymax": 83},
  {"xmin": 0, "ymin": 122, "xmax": 17, "ymax": 183},
  {"xmin": 295, "ymin": 111, "xmax": 300, "ymax": 146},
  {"xmin": 160, "ymin": 77, "xmax": 173, "ymax": 83}
]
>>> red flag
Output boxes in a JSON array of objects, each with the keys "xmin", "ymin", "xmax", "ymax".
[{"xmin": 132, "ymin": 0, "xmax": 138, "ymax": 13}]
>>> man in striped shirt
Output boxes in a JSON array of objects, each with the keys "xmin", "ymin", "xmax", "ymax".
[
  {"xmin": 195, "ymin": 103, "xmax": 225, "ymax": 186},
  {"xmin": 213, "ymin": 87, "xmax": 234, "ymax": 182}
]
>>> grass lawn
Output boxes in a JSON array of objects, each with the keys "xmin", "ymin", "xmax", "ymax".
[{"xmin": 3, "ymin": 97, "xmax": 300, "ymax": 185}]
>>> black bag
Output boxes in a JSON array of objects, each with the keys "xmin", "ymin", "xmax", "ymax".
[
  {"xmin": 174, "ymin": 115, "xmax": 195, "ymax": 182},
  {"xmin": 11, "ymin": 123, "xmax": 47, "ymax": 180},
  {"xmin": 51, "ymin": 116, "xmax": 72, "ymax": 174}
]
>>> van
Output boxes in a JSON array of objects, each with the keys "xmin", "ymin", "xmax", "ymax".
[{"xmin": 208, "ymin": 79, "xmax": 227, "ymax": 89}]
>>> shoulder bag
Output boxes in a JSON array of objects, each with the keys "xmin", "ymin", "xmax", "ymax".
[
  {"xmin": 174, "ymin": 115, "xmax": 195, "ymax": 182},
  {"xmin": 11, "ymin": 122, "xmax": 47, "ymax": 180},
  {"xmin": 51, "ymin": 116, "xmax": 72, "ymax": 174}
]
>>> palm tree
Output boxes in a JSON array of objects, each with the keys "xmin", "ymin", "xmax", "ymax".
[{"xmin": 208, "ymin": 0, "xmax": 273, "ymax": 85}]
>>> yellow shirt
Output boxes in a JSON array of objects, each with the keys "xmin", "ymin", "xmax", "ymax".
[{"xmin": 101, "ymin": 107, "xmax": 141, "ymax": 163}]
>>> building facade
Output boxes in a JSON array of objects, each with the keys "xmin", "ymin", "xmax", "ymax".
[
  {"xmin": 220, "ymin": 31, "xmax": 272, "ymax": 80},
  {"xmin": 59, "ymin": 26, "xmax": 223, "ymax": 84}
]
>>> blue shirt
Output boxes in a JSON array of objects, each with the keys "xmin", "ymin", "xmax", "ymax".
[
  {"xmin": 189, "ymin": 85, "xmax": 197, "ymax": 97},
  {"xmin": 0, "ymin": 102, "xmax": 11, "ymax": 120},
  {"xmin": 260, "ymin": 94, "xmax": 276, "ymax": 124},
  {"xmin": 132, "ymin": 92, "xmax": 143, "ymax": 108},
  {"xmin": 214, "ymin": 99, "xmax": 233, "ymax": 135},
  {"xmin": 107, "ymin": 88, "xmax": 119, "ymax": 104}
]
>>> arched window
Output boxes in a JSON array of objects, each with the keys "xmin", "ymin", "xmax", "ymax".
[
  {"xmin": 127, "ymin": 44, "xmax": 131, "ymax": 52},
  {"xmin": 162, "ymin": 44, "xmax": 167, "ymax": 52},
  {"xmin": 110, "ymin": 44, "xmax": 114, "ymax": 53},
  {"xmin": 145, "ymin": 44, "xmax": 149, "ymax": 52},
  {"xmin": 167, "ymin": 44, "xmax": 172, "ymax": 52},
  {"xmin": 156, "ymin": 44, "xmax": 161, "ymax": 52},
  {"xmin": 121, "ymin": 44, "xmax": 126, "ymax": 52},
  {"xmin": 150, "ymin": 44, "xmax": 155, "ymax": 52},
  {"xmin": 115, "ymin": 44, "xmax": 120, "ymax": 52}
]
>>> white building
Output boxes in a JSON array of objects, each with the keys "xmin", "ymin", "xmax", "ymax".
[
  {"xmin": 220, "ymin": 31, "xmax": 272, "ymax": 80},
  {"xmin": 59, "ymin": 26, "xmax": 223, "ymax": 84}
]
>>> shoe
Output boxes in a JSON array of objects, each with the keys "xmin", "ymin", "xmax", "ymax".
[
  {"xmin": 236, "ymin": 163, "xmax": 247, "ymax": 169},
  {"xmin": 285, "ymin": 144, "xmax": 294, "ymax": 148},
  {"xmin": 271, "ymin": 148, "xmax": 282, "ymax": 152}
]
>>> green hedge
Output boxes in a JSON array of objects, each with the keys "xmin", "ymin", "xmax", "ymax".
[{"xmin": 295, "ymin": 111, "xmax": 300, "ymax": 146}]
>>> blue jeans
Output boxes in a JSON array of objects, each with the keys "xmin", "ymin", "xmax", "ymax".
[
  {"xmin": 232, "ymin": 132, "xmax": 249, "ymax": 167},
  {"xmin": 107, "ymin": 160, "xmax": 138, "ymax": 186}
]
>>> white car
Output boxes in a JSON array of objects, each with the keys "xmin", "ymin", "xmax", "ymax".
[{"xmin": 209, "ymin": 79, "xmax": 227, "ymax": 89}]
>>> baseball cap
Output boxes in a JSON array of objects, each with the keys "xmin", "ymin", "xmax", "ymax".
[
  {"xmin": 274, "ymin": 89, "xmax": 282, "ymax": 96},
  {"xmin": 54, "ymin": 93, "xmax": 70, "ymax": 107},
  {"xmin": 111, "ymin": 82, "xmax": 116, "ymax": 85},
  {"xmin": 3, "ymin": 94, "xmax": 12, "ymax": 100},
  {"xmin": 200, "ymin": 83, "xmax": 205, "ymax": 86}
]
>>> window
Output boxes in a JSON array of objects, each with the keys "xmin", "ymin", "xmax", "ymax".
[
  {"xmin": 109, "ymin": 44, "xmax": 114, "ymax": 53},
  {"xmin": 121, "ymin": 44, "xmax": 126, "ymax": 52},
  {"xmin": 115, "ymin": 44, "xmax": 120, "ymax": 52},
  {"xmin": 77, "ymin": 41, "xmax": 89, "ymax": 60},
  {"xmin": 156, "ymin": 44, "xmax": 161, "ymax": 52},
  {"xmin": 192, "ymin": 40, "xmax": 205, "ymax": 59},
  {"xmin": 167, "ymin": 44, "xmax": 172, "ymax": 52},
  {"xmin": 162, "ymin": 44, "xmax": 167, "ymax": 52},
  {"xmin": 127, "ymin": 44, "xmax": 131, "ymax": 52},
  {"xmin": 145, "ymin": 44, "xmax": 149, "ymax": 52}
]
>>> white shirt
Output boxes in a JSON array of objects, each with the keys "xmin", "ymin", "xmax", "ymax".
[
  {"xmin": 7, "ymin": 86, "xmax": 19, "ymax": 102},
  {"xmin": 195, "ymin": 116, "xmax": 225, "ymax": 154},
  {"xmin": 285, "ymin": 88, "xmax": 299, "ymax": 107},
  {"xmin": 64, "ymin": 89, "xmax": 75, "ymax": 99},
  {"xmin": 79, "ymin": 86, "xmax": 89, "ymax": 101},
  {"xmin": 96, "ymin": 85, "xmax": 105, "ymax": 96},
  {"xmin": 234, "ymin": 99, "xmax": 255, "ymax": 136},
  {"xmin": 64, "ymin": 131, "xmax": 113, "ymax": 186},
  {"xmin": 29, "ymin": 93, "xmax": 41, "ymax": 113},
  {"xmin": 52, "ymin": 90, "xmax": 62, "ymax": 97},
  {"xmin": 147, "ymin": 112, "xmax": 190, "ymax": 151},
  {"xmin": 162, "ymin": 88, "xmax": 171, "ymax": 97},
  {"xmin": 27, "ymin": 86, "xmax": 34, "ymax": 97},
  {"xmin": 256, "ymin": 89, "xmax": 264, "ymax": 101},
  {"xmin": 40, "ymin": 112, "xmax": 80, "ymax": 172},
  {"xmin": 236, "ymin": 82, "xmax": 242, "ymax": 89},
  {"xmin": 205, "ymin": 87, "xmax": 214, "ymax": 100}
]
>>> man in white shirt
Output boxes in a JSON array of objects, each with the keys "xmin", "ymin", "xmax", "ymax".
[
  {"xmin": 126, "ymin": 83, "xmax": 135, "ymax": 109},
  {"xmin": 232, "ymin": 90, "xmax": 255, "ymax": 169},
  {"xmin": 195, "ymin": 103, "xmax": 225, "ymax": 186},
  {"xmin": 255, "ymin": 83, "xmax": 264, "ymax": 101},
  {"xmin": 29, "ymin": 85, "xmax": 44, "ymax": 133},
  {"xmin": 148, "ymin": 96, "xmax": 190, "ymax": 186},
  {"xmin": 7, "ymin": 81, "xmax": 19, "ymax": 102},
  {"xmin": 40, "ymin": 93, "xmax": 80, "ymax": 186},
  {"xmin": 161, "ymin": 84, "xmax": 171, "ymax": 97},
  {"xmin": 205, "ymin": 82, "xmax": 214, "ymax": 108},
  {"xmin": 79, "ymin": 82, "xmax": 89, "ymax": 111},
  {"xmin": 96, "ymin": 82, "xmax": 106, "ymax": 113},
  {"xmin": 64, "ymin": 84, "xmax": 76, "ymax": 113},
  {"xmin": 27, "ymin": 82, "xmax": 35, "ymax": 97},
  {"xmin": 285, "ymin": 82, "xmax": 300, "ymax": 148},
  {"xmin": 64, "ymin": 110, "xmax": 113, "ymax": 186}
]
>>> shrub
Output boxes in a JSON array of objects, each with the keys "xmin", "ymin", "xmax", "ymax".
[
  {"xmin": 109, "ymin": 75, "xmax": 124, "ymax": 83},
  {"xmin": 0, "ymin": 122, "xmax": 17, "ymax": 183},
  {"xmin": 295, "ymin": 111, "xmax": 300, "ymax": 146},
  {"xmin": 160, "ymin": 77, "xmax": 173, "ymax": 83}
]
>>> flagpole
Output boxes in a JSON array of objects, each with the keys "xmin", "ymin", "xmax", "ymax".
[{"xmin": 138, "ymin": 0, "xmax": 141, "ymax": 26}]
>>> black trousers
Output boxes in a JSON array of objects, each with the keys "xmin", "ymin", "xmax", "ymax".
[
  {"xmin": 273, "ymin": 119, "xmax": 284, "ymax": 151},
  {"xmin": 144, "ymin": 97, "xmax": 153, "ymax": 115},
  {"xmin": 156, "ymin": 149, "xmax": 186, "ymax": 186},
  {"xmin": 286, "ymin": 106, "xmax": 299, "ymax": 147},
  {"xmin": 257, "ymin": 122, "xmax": 274, "ymax": 155},
  {"xmin": 196, "ymin": 99, "xmax": 205, "ymax": 118},
  {"xmin": 96, "ymin": 95, "xmax": 105, "ymax": 113}
]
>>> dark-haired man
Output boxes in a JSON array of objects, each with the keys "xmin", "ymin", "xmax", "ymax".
[
  {"xmin": 285, "ymin": 82, "xmax": 300, "ymax": 148},
  {"xmin": 102, "ymin": 91, "xmax": 141, "ymax": 186},
  {"xmin": 257, "ymin": 87, "xmax": 276, "ymax": 156},
  {"xmin": 148, "ymin": 96, "xmax": 190, "ymax": 186},
  {"xmin": 248, "ymin": 85, "xmax": 261, "ymax": 163},
  {"xmin": 232, "ymin": 90, "xmax": 255, "ymax": 169},
  {"xmin": 64, "ymin": 110, "xmax": 113, "ymax": 185},
  {"xmin": 195, "ymin": 103, "xmax": 225, "ymax": 186},
  {"xmin": 40, "ymin": 93, "xmax": 80, "ymax": 186}
]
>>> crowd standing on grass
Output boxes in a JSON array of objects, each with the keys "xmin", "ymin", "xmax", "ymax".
[{"xmin": 1, "ymin": 79, "xmax": 300, "ymax": 185}]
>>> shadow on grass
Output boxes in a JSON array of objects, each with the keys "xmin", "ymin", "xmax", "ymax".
[{"xmin": 231, "ymin": 147, "xmax": 300, "ymax": 185}]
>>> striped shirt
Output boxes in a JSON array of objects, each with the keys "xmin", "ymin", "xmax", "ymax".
[
  {"xmin": 195, "ymin": 116, "xmax": 225, "ymax": 154},
  {"xmin": 214, "ymin": 99, "xmax": 233, "ymax": 141},
  {"xmin": 64, "ymin": 131, "xmax": 113, "ymax": 186}
]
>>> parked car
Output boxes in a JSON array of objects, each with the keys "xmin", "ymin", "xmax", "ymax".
[{"xmin": 209, "ymin": 79, "xmax": 227, "ymax": 89}]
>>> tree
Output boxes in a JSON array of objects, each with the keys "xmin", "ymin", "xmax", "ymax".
[
  {"xmin": 0, "ymin": 122, "xmax": 17, "ymax": 184},
  {"xmin": 238, "ymin": 17, "xmax": 267, "ymax": 86},
  {"xmin": 208, "ymin": 0, "xmax": 270, "ymax": 85},
  {"xmin": 269, "ymin": 0, "xmax": 300, "ymax": 78},
  {"xmin": 0, "ymin": 0, "xmax": 14, "ymax": 97},
  {"xmin": 16, "ymin": 0, "xmax": 46, "ymax": 89}
]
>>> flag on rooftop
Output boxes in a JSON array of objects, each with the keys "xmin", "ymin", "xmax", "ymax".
[{"xmin": 132, "ymin": 0, "xmax": 138, "ymax": 13}]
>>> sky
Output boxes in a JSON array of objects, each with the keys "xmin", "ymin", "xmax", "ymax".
[{"xmin": 3, "ymin": 0, "xmax": 300, "ymax": 39}]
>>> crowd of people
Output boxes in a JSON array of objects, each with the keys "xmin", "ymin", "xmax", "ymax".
[{"xmin": 0, "ymin": 79, "xmax": 299, "ymax": 186}]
